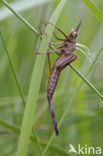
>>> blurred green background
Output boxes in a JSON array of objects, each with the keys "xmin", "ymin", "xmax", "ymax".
[{"xmin": 0, "ymin": 0, "xmax": 103, "ymax": 155}]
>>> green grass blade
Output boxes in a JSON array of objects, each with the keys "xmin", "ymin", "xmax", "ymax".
[
  {"xmin": 16, "ymin": 0, "xmax": 67, "ymax": 156},
  {"xmin": 0, "ymin": 119, "xmax": 20, "ymax": 134},
  {"xmin": 32, "ymin": 129, "xmax": 42, "ymax": 154},
  {"xmin": 0, "ymin": 31, "xmax": 25, "ymax": 106},
  {"xmin": 68, "ymin": 46, "xmax": 103, "ymax": 110},
  {"xmin": 0, "ymin": 0, "xmax": 52, "ymax": 21},
  {"xmin": 82, "ymin": 0, "xmax": 103, "ymax": 22},
  {"xmin": 69, "ymin": 64, "xmax": 103, "ymax": 100},
  {"xmin": 0, "ymin": 0, "xmax": 38, "ymax": 35},
  {"xmin": 87, "ymin": 46, "xmax": 103, "ymax": 74}
]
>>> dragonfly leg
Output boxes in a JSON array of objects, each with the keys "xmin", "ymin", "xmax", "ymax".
[
  {"xmin": 53, "ymin": 32, "xmax": 65, "ymax": 41},
  {"xmin": 42, "ymin": 21, "xmax": 67, "ymax": 38},
  {"xmin": 36, "ymin": 48, "xmax": 60, "ymax": 54},
  {"xmin": 43, "ymin": 31, "xmax": 64, "ymax": 45}
]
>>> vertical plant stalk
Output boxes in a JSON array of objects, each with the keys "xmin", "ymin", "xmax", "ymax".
[
  {"xmin": 16, "ymin": 0, "xmax": 68, "ymax": 156},
  {"xmin": 0, "ymin": 31, "xmax": 25, "ymax": 105}
]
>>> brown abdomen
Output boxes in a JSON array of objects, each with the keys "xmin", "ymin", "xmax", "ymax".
[{"xmin": 47, "ymin": 66, "xmax": 61, "ymax": 99}]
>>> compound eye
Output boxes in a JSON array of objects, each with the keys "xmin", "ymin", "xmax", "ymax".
[
  {"xmin": 70, "ymin": 29, "xmax": 77, "ymax": 37},
  {"xmin": 72, "ymin": 31, "xmax": 77, "ymax": 37}
]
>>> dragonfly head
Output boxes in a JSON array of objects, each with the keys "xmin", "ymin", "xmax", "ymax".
[{"xmin": 66, "ymin": 20, "xmax": 82, "ymax": 42}]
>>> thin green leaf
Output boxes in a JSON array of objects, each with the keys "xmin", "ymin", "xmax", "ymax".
[
  {"xmin": 0, "ymin": 119, "xmax": 20, "ymax": 134},
  {"xmin": 0, "ymin": 0, "xmax": 52, "ymax": 21},
  {"xmin": 69, "ymin": 64, "xmax": 103, "ymax": 100},
  {"xmin": 82, "ymin": 0, "xmax": 103, "ymax": 22},
  {"xmin": 16, "ymin": 0, "xmax": 67, "ymax": 156},
  {"xmin": 0, "ymin": 0, "xmax": 38, "ymax": 35},
  {"xmin": 0, "ymin": 31, "xmax": 25, "ymax": 105}
]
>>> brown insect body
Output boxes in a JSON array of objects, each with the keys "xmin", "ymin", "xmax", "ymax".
[
  {"xmin": 36, "ymin": 21, "xmax": 82, "ymax": 136},
  {"xmin": 47, "ymin": 40, "xmax": 77, "ymax": 135}
]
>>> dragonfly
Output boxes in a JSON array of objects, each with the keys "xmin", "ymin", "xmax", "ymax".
[{"xmin": 36, "ymin": 20, "xmax": 82, "ymax": 136}]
